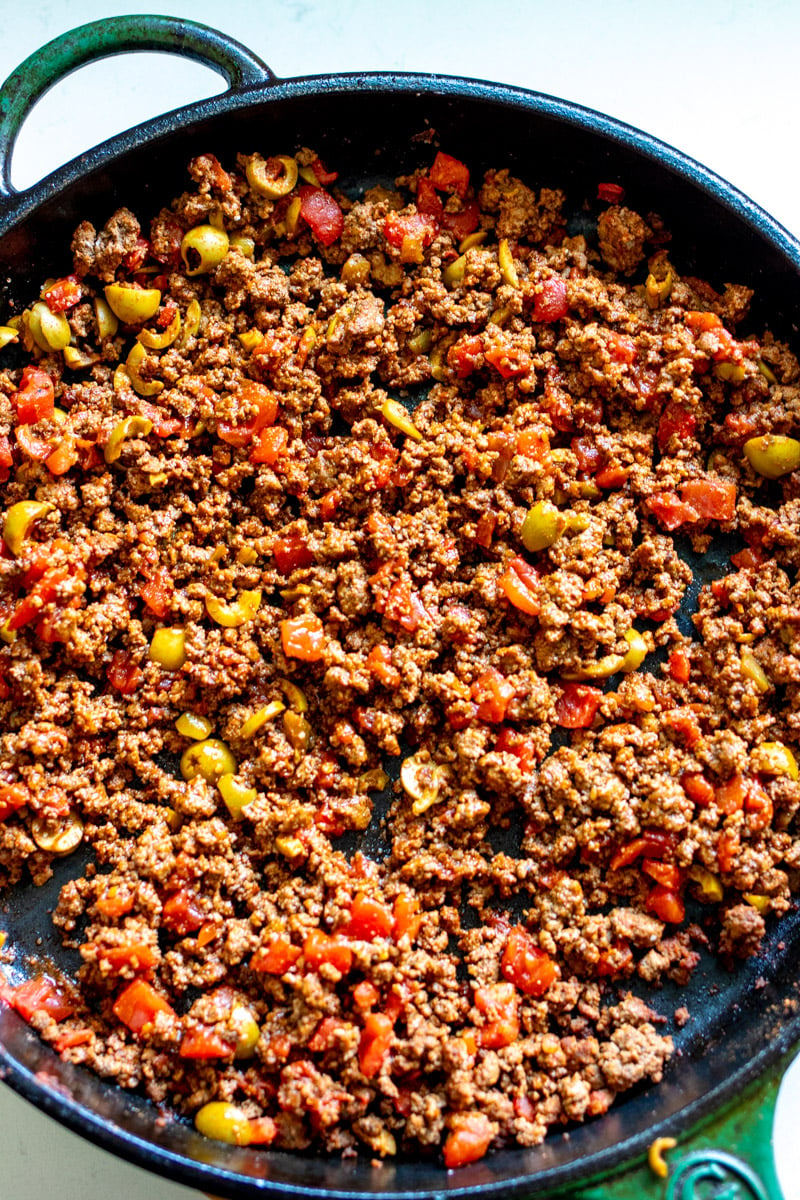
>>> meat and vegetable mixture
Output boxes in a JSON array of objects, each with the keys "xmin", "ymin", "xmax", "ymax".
[{"xmin": 0, "ymin": 144, "xmax": 799, "ymax": 1169}]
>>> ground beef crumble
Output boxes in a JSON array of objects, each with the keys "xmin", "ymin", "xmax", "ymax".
[{"xmin": 0, "ymin": 147, "xmax": 798, "ymax": 1170}]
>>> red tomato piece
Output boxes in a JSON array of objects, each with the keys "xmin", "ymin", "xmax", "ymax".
[
  {"xmin": 606, "ymin": 332, "xmax": 637, "ymax": 364},
  {"xmin": 657, "ymin": 402, "xmax": 698, "ymax": 453},
  {"xmin": 384, "ymin": 580, "xmax": 427, "ymax": 632},
  {"xmin": 0, "ymin": 784, "xmax": 30, "ymax": 821},
  {"xmin": 555, "ymin": 683, "xmax": 602, "ymax": 729},
  {"xmin": 99, "ymin": 943, "xmax": 159, "ymax": 973},
  {"xmin": 595, "ymin": 941, "xmax": 634, "ymax": 977},
  {"xmin": 319, "ymin": 488, "xmax": 341, "ymax": 520},
  {"xmin": 662, "ymin": 707, "xmax": 702, "ymax": 747},
  {"xmin": 730, "ymin": 547, "xmax": 764, "ymax": 570},
  {"xmin": 646, "ymin": 885, "xmax": 686, "ymax": 925},
  {"xmin": 353, "ymin": 980, "xmax": 380, "ymax": 1010},
  {"xmin": 498, "ymin": 556, "xmax": 541, "ymax": 616},
  {"xmin": 180, "ymin": 1026, "xmax": 233, "ymax": 1059},
  {"xmin": 595, "ymin": 465, "xmax": 629, "ymax": 489},
  {"xmin": 443, "ymin": 1112, "xmax": 494, "ymax": 1169},
  {"xmin": 94, "ymin": 887, "xmax": 135, "ymax": 920},
  {"xmin": 14, "ymin": 367, "xmax": 54, "ymax": 425},
  {"xmin": 680, "ymin": 478, "xmax": 736, "ymax": 522},
  {"xmin": 140, "ymin": 569, "xmax": 173, "ymax": 618},
  {"xmin": 251, "ymin": 425, "xmax": 289, "ymax": 465},
  {"xmin": 112, "ymin": 979, "xmax": 175, "ymax": 1034},
  {"xmin": 392, "ymin": 894, "xmax": 422, "ymax": 943},
  {"xmin": 8, "ymin": 566, "xmax": 71, "ymax": 632},
  {"xmin": 428, "ymin": 152, "xmax": 470, "ymax": 197},
  {"xmin": 217, "ymin": 381, "xmax": 279, "ymax": 446},
  {"xmin": 250, "ymin": 936, "xmax": 301, "ymax": 975},
  {"xmin": 516, "ymin": 428, "xmax": 550, "ymax": 459},
  {"xmin": 10, "ymin": 977, "xmax": 75, "ymax": 1023},
  {"xmin": 597, "ymin": 182, "xmax": 625, "ymax": 203},
  {"xmin": 415, "ymin": 176, "xmax": 444, "ymax": 220},
  {"xmin": 745, "ymin": 779, "xmax": 773, "ymax": 832},
  {"xmin": 646, "ymin": 492, "xmax": 701, "ymax": 531},
  {"xmin": 484, "ymin": 344, "xmax": 531, "ymax": 379},
  {"xmin": 681, "ymin": 772, "xmax": 715, "ymax": 807},
  {"xmin": 297, "ymin": 185, "xmax": 344, "ymax": 246},
  {"xmin": 448, "ymin": 334, "xmax": 484, "ymax": 378},
  {"xmin": 366, "ymin": 643, "xmax": 401, "ymax": 689},
  {"xmin": 342, "ymin": 892, "xmax": 394, "ymax": 941},
  {"xmin": 281, "ymin": 613, "xmax": 326, "ymax": 661},
  {"xmin": 474, "ymin": 981, "xmax": 520, "ymax": 1049},
  {"xmin": 44, "ymin": 437, "xmax": 78, "ymax": 477},
  {"xmin": 383, "ymin": 211, "xmax": 438, "ymax": 262},
  {"xmin": 668, "ymin": 650, "xmax": 691, "ymax": 683},
  {"xmin": 43, "ymin": 275, "xmax": 82, "ymax": 312},
  {"xmin": 495, "ymin": 728, "xmax": 537, "ymax": 774},
  {"xmin": 53, "ymin": 1028, "xmax": 93, "ymax": 1052},
  {"xmin": 441, "ymin": 200, "xmax": 481, "ymax": 238},
  {"xmin": 501, "ymin": 926, "xmax": 559, "ymax": 997},
  {"xmin": 718, "ymin": 828, "xmax": 740, "ymax": 874},
  {"xmin": 642, "ymin": 859, "xmax": 684, "ymax": 890},
  {"xmin": 106, "ymin": 650, "xmax": 143, "ymax": 695},
  {"xmin": 684, "ymin": 310, "xmax": 722, "ymax": 333},
  {"xmin": 303, "ymin": 929, "xmax": 353, "ymax": 975},
  {"xmin": 610, "ymin": 830, "xmax": 676, "ymax": 871},
  {"xmin": 358, "ymin": 1012, "xmax": 393, "ymax": 1078},
  {"xmin": 273, "ymin": 534, "xmax": 314, "ymax": 574},
  {"xmin": 162, "ymin": 888, "xmax": 206, "ymax": 935},
  {"xmin": 571, "ymin": 436, "xmax": 604, "ymax": 473},
  {"xmin": 532, "ymin": 277, "xmax": 568, "ymax": 322},
  {"xmin": 715, "ymin": 774, "xmax": 747, "ymax": 815},
  {"xmin": 470, "ymin": 668, "xmax": 514, "ymax": 723},
  {"xmin": 122, "ymin": 236, "xmax": 150, "ymax": 273}
]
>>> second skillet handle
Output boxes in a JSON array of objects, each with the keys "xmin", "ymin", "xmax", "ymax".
[{"xmin": 0, "ymin": 15, "xmax": 275, "ymax": 201}]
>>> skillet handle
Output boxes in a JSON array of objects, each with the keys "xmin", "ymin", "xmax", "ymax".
[{"xmin": 0, "ymin": 15, "xmax": 275, "ymax": 200}]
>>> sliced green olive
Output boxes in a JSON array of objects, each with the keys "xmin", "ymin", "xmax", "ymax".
[
  {"xmin": 620, "ymin": 628, "xmax": 648, "ymax": 672},
  {"xmin": 381, "ymin": 397, "xmax": 423, "ymax": 442},
  {"xmin": 408, "ymin": 328, "xmax": 433, "ymax": 355},
  {"xmin": 204, "ymin": 588, "xmax": 262, "ymax": 628},
  {"xmin": 238, "ymin": 700, "xmax": 285, "ymax": 739},
  {"xmin": 520, "ymin": 501, "xmax": 566, "ymax": 552},
  {"xmin": 498, "ymin": 238, "xmax": 519, "ymax": 288},
  {"xmin": 149, "ymin": 627, "xmax": 187, "ymax": 670},
  {"xmin": 229, "ymin": 235, "xmax": 255, "ymax": 260},
  {"xmin": 63, "ymin": 346, "xmax": 99, "ymax": 370},
  {"xmin": 181, "ymin": 225, "xmax": 230, "ymax": 276},
  {"xmin": 442, "ymin": 254, "xmax": 466, "ymax": 288},
  {"xmin": 283, "ymin": 710, "xmax": 311, "ymax": 755},
  {"xmin": 238, "ymin": 329, "xmax": 264, "ymax": 353},
  {"xmin": 458, "ymin": 231, "xmax": 487, "ymax": 254},
  {"xmin": 30, "ymin": 302, "xmax": 70, "ymax": 351},
  {"xmin": 279, "ymin": 679, "xmax": 308, "ymax": 712},
  {"xmin": 182, "ymin": 298, "xmax": 202, "ymax": 342},
  {"xmin": 3, "ymin": 501, "xmax": 53, "ymax": 557},
  {"xmin": 31, "ymin": 812, "xmax": 84, "ymax": 855},
  {"xmin": 94, "ymin": 296, "xmax": 119, "ymax": 338},
  {"xmin": 0, "ymin": 325, "xmax": 19, "ymax": 349},
  {"xmin": 750, "ymin": 740, "xmax": 799, "ymax": 780},
  {"xmin": 714, "ymin": 361, "xmax": 746, "ymax": 383},
  {"xmin": 743, "ymin": 434, "xmax": 800, "ymax": 479},
  {"xmin": 246, "ymin": 153, "xmax": 299, "ymax": 199},
  {"xmin": 125, "ymin": 342, "xmax": 163, "ymax": 397},
  {"xmin": 740, "ymin": 646, "xmax": 770, "ymax": 693},
  {"xmin": 688, "ymin": 865, "xmax": 724, "ymax": 902},
  {"xmin": 194, "ymin": 1101, "xmax": 252, "ymax": 1146},
  {"xmin": 175, "ymin": 712, "xmax": 213, "ymax": 740},
  {"xmin": 104, "ymin": 284, "xmax": 162, "ymax": 325},
  {"xmin": 341, "ymin": 254, "xmax": 371, "ymax": 286},
  {"xmin": 103, "ymin": 415, "xmax": 153, "ymax": 464},
  {"xmin": 181, "ymin": 738, "xmax": 237, "ymax": 784},
  {"xmin": 217, "ymin": 772, "xmax": 256, "ymax": 819},
  {"xmin": 645, "ymin": 268, "xmax": 673, "ymax": 309},
  {"xmin": 401, "ymin": 752, "xmax": 447, "ymax": 815},
  {"xmin": 757, "ymin": 359, "xmax": 778, "ymax": 385},
  {"xmin": 229, "ymin": 1003, "xmax": 261, "ymax": 1059},
  {"xmin": 138, "ymin": 308, "xmax": 182, "ymax": 350}
]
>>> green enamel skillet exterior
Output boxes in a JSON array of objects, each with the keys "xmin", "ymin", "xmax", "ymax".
[{"xmin": 0, "ymin": 15, "xmax": 798, "ymax": 1200}]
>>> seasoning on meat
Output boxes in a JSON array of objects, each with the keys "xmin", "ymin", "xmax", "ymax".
[{"xmin": 0, "ymin": 144, "xmax": 798, "ymax": 1168}]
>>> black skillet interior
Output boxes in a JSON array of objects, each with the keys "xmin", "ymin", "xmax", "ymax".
[{"xmin": 2, "ymin": 75, "xmax": 800, "ymax": 1200}]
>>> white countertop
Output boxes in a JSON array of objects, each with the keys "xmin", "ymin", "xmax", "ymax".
[{"xmin": 1, "ymin": 2, "xmax": 799, "ymax": 1197}]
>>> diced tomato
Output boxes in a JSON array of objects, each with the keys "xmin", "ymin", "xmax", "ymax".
[
  {"xmin": 308, "ymin": 1015, "xmax": 349, "ymax": 1052},
  {"xmin": 484, "ymin": 344, "xmax": 531, "ymax": 379},
  {"xmin": 474, "ymin": 981, "xmax": 520, "ymax": 1049},
  {"xmin": 715, "ymin": 774, "xmax": 747, "ymax": 815},
  {"xmin": 606, "ymin": 332, "xmax": 637, "ymax": 364},
  {"xmin": 112, "ymin": 979, "xmax": 176, "ymax": 1035},
  {"xmin": 498, "ymin": 556, "xmax": 540, "ymax": 616},
  {"xmin": 646, "ymin": 885, "xmax": 685, "ymax": 924},
  {"xmin": 514, "ymin": 1094, "xmax": 536, "ymax": 1121},
  {"xmin": 353, "ymin": 981, "xmax": 380, "ymax": 1010},
  {"xmin": 273, "ymin": 534, "xmax": 314, "ymax": 574},
  {"xmin": 668, "ymin": 650, "xmax": 691, "ymax": 683},
  {"xmin": 657, "ymin": 402, "xmax": 697, "ymax": 453},
  {"xmin": 0, "ymin": 432, "xmax": 13, "ymax": 482},
  {"xmin": 745, "ymin": 779, "xmax": 773, "ymax": 832},
  {"xmin": 532, "ymin": 277, "xmax": 568, "ymax": 322},
  {"xmin": 680, "ymin": 478, "xmax": 736, "ymax": 522},
  {"xmin": 441, "ymin": 199, "xmax": 481, "ymax": 238},
  {"xmin": 162, "ymin": 888, "xmax": 205, "ymax": 935},
  {"xmin": 428, "ymin": 152, "xmax": 470, "ymax": 198},
  {"xmin": 681, "ymin": 772, "xmax": 715, "ymax": 807},
  {"xmin": 662, "ymin": 707, "xmax": 702, "ymax": 747},
  {"xmin": 383, "ymin": 211, "xmax": 438, "ymax": 262},
  {"xmin": 10, "ymin": 977, "xmax": 75, "ymax": 1023},
  {"xmin": 281, "ymin": 613, "xmax": 326, "ymax": 661},
  {"xmin": 15, "ymin": 423, "xmax": 59, "ymax": 460},
  {"xmin": 366, "ymin": 643, "xmax": 401, "ymax": 689},
  {"xmin": 571, "ymin": 436, "xmax": 604, "ymax": 473},
  {"xmin": 443, "ymin": 1112, "xmax": 494, "ymax": 1169},
  {"xmin": 487, "ymin": 430, "xmax": 516, "ymax": 483},
  {"xmin": 94, "ymin": 886, "xmax": 135, "ymax": 920},
  {"xmin": 717, "ymin": 828, "xmax": 740, "ymax": 874},
  {"xmin": 730, "ymin": 547, "xmax": 764, "ymax": 570},
  {"xmin": 495, "ymin": 728, "xmax": 537, "ymax": 774},
  {"xmin": 319, "ymin": 488, "xmax": 341, "ymax": 520},
  {"xmin": 122, "ymin": 236, "xmax": 150, "ymax": 273},
  {"xmin": 610, "ymin": 830, "xmax": 676, "ymax": 871},
  {"xmin": 358, "ymin": 1012, "xmax": 393, "ymax": 1078},
  {"xmin": 42, "ymin": 275, "xmax": 82, "ymax": 312},
  {"xmin": 597, "ymin": 182, "xmax": 625, "ymax": 203},
  {"xmin": 250, "ymin": 936, "xmax": 301, "ymax": 975},
  {"xmin": 516, "ymin": 428, "xmax": 550, "ymax": 459},
  {"xmin": 98, "ymin": 943, "xmax": 159, "ymax": 973},
  {"xmin": 416, "ymin": 176, "xmax": 444, "ymax": 221},
  {"xmin": 595, "ymin": 941, "xmax": 634, "ymax": 977},
  {"xmin": 448, "ymin": 334, "xmax": 484, "ymax": 378},
  {"xmin": 685, "ymin": 311, "xmax": 722, "ymax": 333},
  {"xmin": 140, "ymin": 569, "xmax": 173, "ymax": 618},
  {"xmin": 392, "ymin": 894, "xmax": 422, "ymax": 943},
  {"xmin": 384, "ymin": 579, "xmax": 427, "ymax": 633},
  {"xmin": 555, "ymin": 683, "xmax": 602, "ymax": 729},
  {"xmin": 180, "ymin": 1026, "xmax": 233, "ymax": 1059},
  {"xmin": 7, "ymin": 566, "xmax": 71, "ymax": 632},
  {"xmin": 14, "ymin": 367, "xmax": 54, "ymax": 425},
  {"xmin": 251, "ymin": 425, "xmax": 289, "ymax": 465},
  {"xmin": 0, "ymin": 784, "xmax": 29, "ymax": 821},
  {"xmin": 106, "ymin": 650, "xmax": 143, "ymax": 695},
  {"xmin": 342, "ymin": 892, "xmax": 393, "ymax": 941},
  {"xmin": 470, "ymin": 668, "xmax": 514, "ymax": 723},
  {"xmin": 248, "ymin": 1116, "xmax": 278, "ymax": 1145},
  {"xmin": 44, "ymin": 437, "xmax": 78, "ymax": 476},
  {"xmin": 642, "ymin": 859, "xmax": 684, "ymax": 890},
  {"xmin": 217, "ymin": 381, "xmax": 279, "ymax": 446},
  {"xmin": 595, "ymin": 465, "xmax": 629, "ymax": 489},
  {"xmin": 303, "ymin": 929, "xmax": 353, "ymax": 975},
  {"xmin": 646, "ymin": 491, "xmax": 702, "ymax": 531},
  {"xmin": 53, "ymin": 1028, "xmax": 93, "ymax": 1052},
  {"xmin": 501, "ymin": 926, "xmax": 559, "ymax": 997},
  {"xmin": 298, "ymin": 186, "xmax": 345, "ymax": 247}
]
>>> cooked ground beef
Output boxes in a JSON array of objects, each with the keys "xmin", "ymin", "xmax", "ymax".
[{"xmin": 0, "ymin": 146, "xmax": 798, "ymax": 1170}]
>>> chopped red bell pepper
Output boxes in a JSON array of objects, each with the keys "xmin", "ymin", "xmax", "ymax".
[
  {"xmin": 14, "ymin": 367, "xmax": 54, "ymax": 425},
  {"xmin": 715, "ymin": 774, "xmax": 747, "ymax": 814},
  {"xmin": 366, "ymin": 643, "xmax": 401, "ymax": 689},
  {"xmin": 106, "ymin": 650, "xmax": 143, "ymax": 695},
  {"xmin": 342, "ymin": 892, "xmax": 394, "ymax": 941},
  {"xmin": 646, "ymin": 884, "xmax": 685, "ymax": 924},
  {"xmin": 597, "ymin": 182, "xmax": 625, "ymax": 204},
  {"xmin": 392, "ymin": 894, "xmax": 422, "ymax": 943},
  {"xmin": 474, "ymin": 981, "xmax": 520, "ymax": 1049},
  {"xmin": 681, "ymin": 772, "xmax": 715, "ymax": 807},
  {"xmin": 9, "ymin": 977, "xmax": 75, "ymax": 1022},
  {"xmin": 250, "ymin": 936, "xmax": 301, "ymax": 975},
  {"xmin": 498, "ymin": 556, "xmax": 540, "ymax": 616},
  {"xmin": 610, "ymin": 830, "xmax": 676, "ymax": 871},
  {"xmin": 555, "ymin": 683, "xmax": 602, "ymax": 729},
  {"xmin": 668, "ymin": 650, "xmax": 691, "ymax": 683},
  {"xmin": 745, "ymin": 779, "xmax": 773, "ymax": 832},
  {"xmin": 470, "ymin": 668, "xmax": 514, "ymax": 723},
  {"xmin": 358, "ymin": 1012, "xmax": 393, "ymax": 1078},
  {"xmin": 501, "ymin": 926, "xmax": 559, "ymax": 997},
  {"xmin": 140, "ymin": 569, "xmax": 173, "ymax": 618},
  {"xmin": 532, "ymin": 278, "xmax": 568, "ymax": 323},
  {"xmin": 112, "ymin": 978, "xmax": 175, "ymax": 1034},
  {"xmin": 303, "ymin": 928, "xmax": 353, "ymax": 975},
  {"xmin": 250, "ymin": 425, "xmax": 289, "ymax": 465}
]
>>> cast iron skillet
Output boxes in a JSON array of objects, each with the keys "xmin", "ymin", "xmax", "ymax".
[{"xmin": 0, "ymin": 16, "xmax": 799, "ymax": 1200}]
